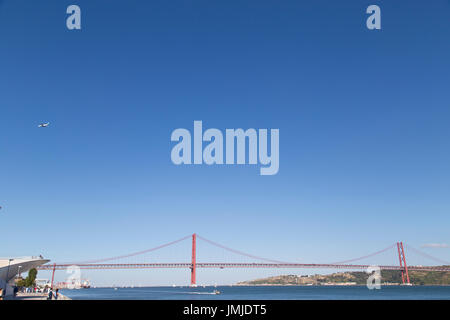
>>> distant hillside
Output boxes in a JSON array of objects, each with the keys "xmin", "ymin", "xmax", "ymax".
[{"xmin": 237, "ymin": 268, "xmax": 450, "ymax": 286}]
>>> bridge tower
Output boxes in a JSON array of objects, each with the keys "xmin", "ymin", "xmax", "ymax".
[
  {"xmin": 397, "ymin": 242, "xmax": 410, "ymax": 285},
  {"xmin": 51, "ymin": 263, "xmax": 56, "ymax": 289},
  {"xmin": 190, "ymin": 233, "xmax": 197, "ymax": 287}
]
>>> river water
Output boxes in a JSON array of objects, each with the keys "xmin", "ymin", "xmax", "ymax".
[{"xmin": 60, "ymin": 285, "xmax": 450, "ymax": 300}]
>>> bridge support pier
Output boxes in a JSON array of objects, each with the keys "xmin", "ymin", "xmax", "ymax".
[
  {"xmin": 190, "ymin": 233, "xmax": 197, "ymax": 287},
  {"xmin": 51, "ymin": 263, "xmax": 56, "ymax": 289},
  {"xmin": 397, "ymin": 242, "xmax": 410, "ymax": 285}
]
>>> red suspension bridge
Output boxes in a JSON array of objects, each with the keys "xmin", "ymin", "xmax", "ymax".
[{"xmin": 38, "ymin": 233, "xmax": 450, "ymax": 287}]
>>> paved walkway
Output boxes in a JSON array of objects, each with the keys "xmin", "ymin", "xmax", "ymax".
[{"xmin": 5, "ymin": 292, "xmax": 71, "ymax": 300}]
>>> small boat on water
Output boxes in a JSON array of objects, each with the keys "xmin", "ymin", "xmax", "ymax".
[
  {"xmin": 81, "ymin": 279, "xmax": 91, "ymax": 289},
  {"xmin": 213, "ymin": 290, "xmax": 221, "ymax": 295}
]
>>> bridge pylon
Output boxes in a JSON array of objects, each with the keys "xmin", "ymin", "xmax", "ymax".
[
  {"xmin": 190, "ymin": 233, "xmax": 197, "ymax": 287},
  {"xmin": 397, "ymin": 242, "xmax": 410, "ymax": 285}
]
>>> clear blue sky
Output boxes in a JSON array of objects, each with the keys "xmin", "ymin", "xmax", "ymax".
[{"xmin": 1, "ymin": 1, "xmax": 449, "ymax": 286}]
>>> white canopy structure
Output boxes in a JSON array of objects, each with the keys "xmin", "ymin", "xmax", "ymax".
[{"xmin": 0, "ymin": 256, "xmax": 50, "ymax": 297}]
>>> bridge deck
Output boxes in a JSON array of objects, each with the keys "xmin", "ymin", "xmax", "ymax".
[{"xmin": 37, "ymin": 263, "xmax": 450, "ymax": 272}]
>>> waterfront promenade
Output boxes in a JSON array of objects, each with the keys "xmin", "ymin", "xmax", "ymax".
[{"xmin": 5, "ymin": 292, "xmax": 71, "ymax": 300}]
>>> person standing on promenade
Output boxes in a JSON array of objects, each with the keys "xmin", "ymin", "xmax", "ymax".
[
  {"xmin": 47, "ymin": 288, "xmax": 53, "ymax": 300},
  {"xmin": 54, "ymin": 289, "xmax": 59, "ymax": 300}
]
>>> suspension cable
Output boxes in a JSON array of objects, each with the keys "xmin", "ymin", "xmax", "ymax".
[
  {"xmin": 327, "ymin": 243, "xmax": 397, "ymax": 265},
  {"xmin": 405, "ymin": 245, "xmax": 450, "ymax": 265},
  {"xmin": 197, "ymin": 234, "xmax": 290, "ymax": 264},
  {"xmin": 61, "ymin": 234, "xmax": 192, "ymax": 264}
]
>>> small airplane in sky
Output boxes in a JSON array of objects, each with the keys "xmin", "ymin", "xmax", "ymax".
[{"xmin": 38, "ymin": 122, "xmax": 50, "ymax": 128}]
